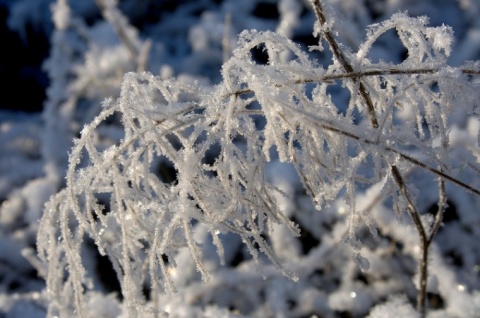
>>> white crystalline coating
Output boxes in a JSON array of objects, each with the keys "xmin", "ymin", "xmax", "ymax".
[
  {"xmin": 357, "ymin": 12, "xmax": 454, "ymax": 64},
  {"xmin": 425, "ymin": 24, "xmax": 454, "ymax": 56}
]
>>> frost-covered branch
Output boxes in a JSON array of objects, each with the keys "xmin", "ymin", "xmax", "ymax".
[{"xmin": 37, "ymin": 2, "xmax": 480, "ymax": 317}]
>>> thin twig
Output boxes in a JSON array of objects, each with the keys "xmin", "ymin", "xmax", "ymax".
[
  {"xmin": 427, "ymin": 177, "xmax": 446, "ymax": 246},
  {"xmin": 310, "ymin": 0, "xmax": 379, "ymax": 128},
  {"xmin": 391, "ymin": 166, "xmax": 428, "ymax": 316},
  {"xmin": 314, "ymin": 123, "xmax": 480, "ymax": 197},
  {"xmin": 227, "ymin": 66, "xmax": 480, "ymax": 99}
]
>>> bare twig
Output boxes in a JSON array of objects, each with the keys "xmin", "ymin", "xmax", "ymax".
[
  {"xmin": 228, "ymin": 66, "xmax": 480, "ymax": 99},
  {"xmin": 428, "ymin": 178, "xmax": 446, "ymax": 246},
  {"xmin": 310, "ymin": 0, "xmax": 379, "ymax": 128},
  {"xmin": 391, "ymin": 166, "xmax": 428, "ymax": 315}
]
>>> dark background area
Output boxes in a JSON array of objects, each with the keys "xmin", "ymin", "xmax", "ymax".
[{"xmin": 0, "ymin": 2, "xmax": 50, "ymax": 113}]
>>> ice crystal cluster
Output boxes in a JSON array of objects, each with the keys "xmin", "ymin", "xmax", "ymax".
[{"xmin": 1, "ymin": 0, "xmax": 480, "ymax": 317}]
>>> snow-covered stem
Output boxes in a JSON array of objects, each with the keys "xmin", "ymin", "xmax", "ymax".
[
  {"xmin": 222, "ymin": 12, "xmax": 232, "ymax": 63},
  {"xmin": 94, "ymin": 0, "xmax": 141, "ymax": 59}
]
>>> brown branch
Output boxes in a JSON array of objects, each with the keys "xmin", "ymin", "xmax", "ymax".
[
  {"xmin": 391, "ymin": 166, "xmax": 428, "ymax": 316},
  {"xmin": 227, "ymin": 67, "xmax": 480, "ymax": 99},
  {"xmin": 427, "ymin": 178, "xmax": 446, "ymax": 246},
  {"xmin": 318, "ymin": 124, "xmax": 480, "ymax": 196},
  {"xmin": 310, "ymin": 0, "xmax": 379, "ymax": 128},
  {"xmin": 321, "ymin": 67, "xmax": 480, "ymax": 80}
]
